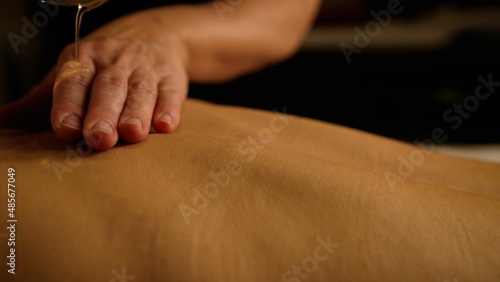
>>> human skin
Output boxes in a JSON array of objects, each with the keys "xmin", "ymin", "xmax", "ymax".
[
  {"xmin": 0, "ymin": 0, "xmax": 321, "ymax": 150},
  {"xmin": 1, "ymin": 99, "xmax": 499, "ymax": 282}
]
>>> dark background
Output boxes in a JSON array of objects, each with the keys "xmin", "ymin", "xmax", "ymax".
[{"xmin": 2, "ymin": 0, "xmax": 500, "ymax": 144}]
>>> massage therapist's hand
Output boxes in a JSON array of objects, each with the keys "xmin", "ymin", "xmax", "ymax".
[
  {"xmin": 0, "ymin": 10, "xmax": 188, "ymax": 150},
  {"xmin": 0, "ymin": 1, "xmax": 320, "ymax": 150}
]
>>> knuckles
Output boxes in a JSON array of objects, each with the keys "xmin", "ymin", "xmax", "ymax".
[
  {"xmin": 92, "ymin": 68, "xmax": 129, "ymax": 91},
  {"xmin": 54, "ymin": 62, "xmax": 94, "ymax": 90},
  {"xmin": 49, "ymin": 37, "xmax": 187, "ymax": 146}
]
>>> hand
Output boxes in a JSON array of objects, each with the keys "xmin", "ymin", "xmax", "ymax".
[
  {"xmin": 0, "ymin": 9, "xmax": 188, "ymax": 150},
  {"xmin": 1, "ymin": 0, "xmax": 321, "ymax": 150}
]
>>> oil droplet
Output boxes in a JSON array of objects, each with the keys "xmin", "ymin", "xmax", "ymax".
[{"xmin": 39, "ymin": 0, "xmax": 109, "ymax": 60}]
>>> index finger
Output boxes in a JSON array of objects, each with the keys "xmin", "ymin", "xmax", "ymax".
[{"xmin": 51, "ymin": 59, "xmax": 96, "ymax": 141}]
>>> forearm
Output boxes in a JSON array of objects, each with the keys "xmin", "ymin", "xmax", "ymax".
[{"xmin": 176, "ymin": 0, "xmax": 321, "ymax": 82}]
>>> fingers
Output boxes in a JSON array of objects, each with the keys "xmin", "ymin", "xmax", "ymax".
[
  {"xmin": 82, "ymin": 66, "xmax": 131, "ymax": 150},
  {"xmin": 51, "ymin": 60, "xmax": 187, "ymax": 150},
  {"xmin": 118, "ymin": 67, "xmax": 158, "ymax": 143},
  {"xmin": 9, "ymin": 37, "xmax": 189, "ymax": 150},
  {"xmin": 153, "ymin": 70, "xmax": 188, "ymax": 133},
  {"xmin": 51, "ymin": 60, "xmax": 95, "ymax": 141}
]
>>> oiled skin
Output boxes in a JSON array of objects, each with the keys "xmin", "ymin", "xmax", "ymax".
[{"xmin": 1, "ymin": 99, "xmax": 499, "ymax": 282}]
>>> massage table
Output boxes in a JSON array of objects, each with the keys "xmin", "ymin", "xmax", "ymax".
[{"xmin": 1, "ymin": 98, "xmax": 499, "ymax": 281}]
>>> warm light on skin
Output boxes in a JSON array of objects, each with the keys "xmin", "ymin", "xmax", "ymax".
[{"xmin": 1, "ymin": 99, "xmax": 499, "ymax": 281}]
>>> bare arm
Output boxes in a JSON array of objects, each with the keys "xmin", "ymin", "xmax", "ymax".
[
  {"xmin": 0, "ymin": 0, "xmax": 321, "ymax": 149},
  {"xmin": 88, "ymin": 0, "xmax": 320, "ymax": 82}
]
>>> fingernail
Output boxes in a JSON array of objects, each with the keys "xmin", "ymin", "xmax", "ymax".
[
  {"xmin": 90, "ymin": 120, "xmax": 113, "ymax": 134},
  {"xmin": 61, "ymin": 115, "xmax": 82, "ymax": 130},
  {"xmin": 159, "ymin": 113, "xmax": 172, "ymax": 125},
  {"xmin": 123, "ymin": 117, "xmax": 142, "ymax": 129}
]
